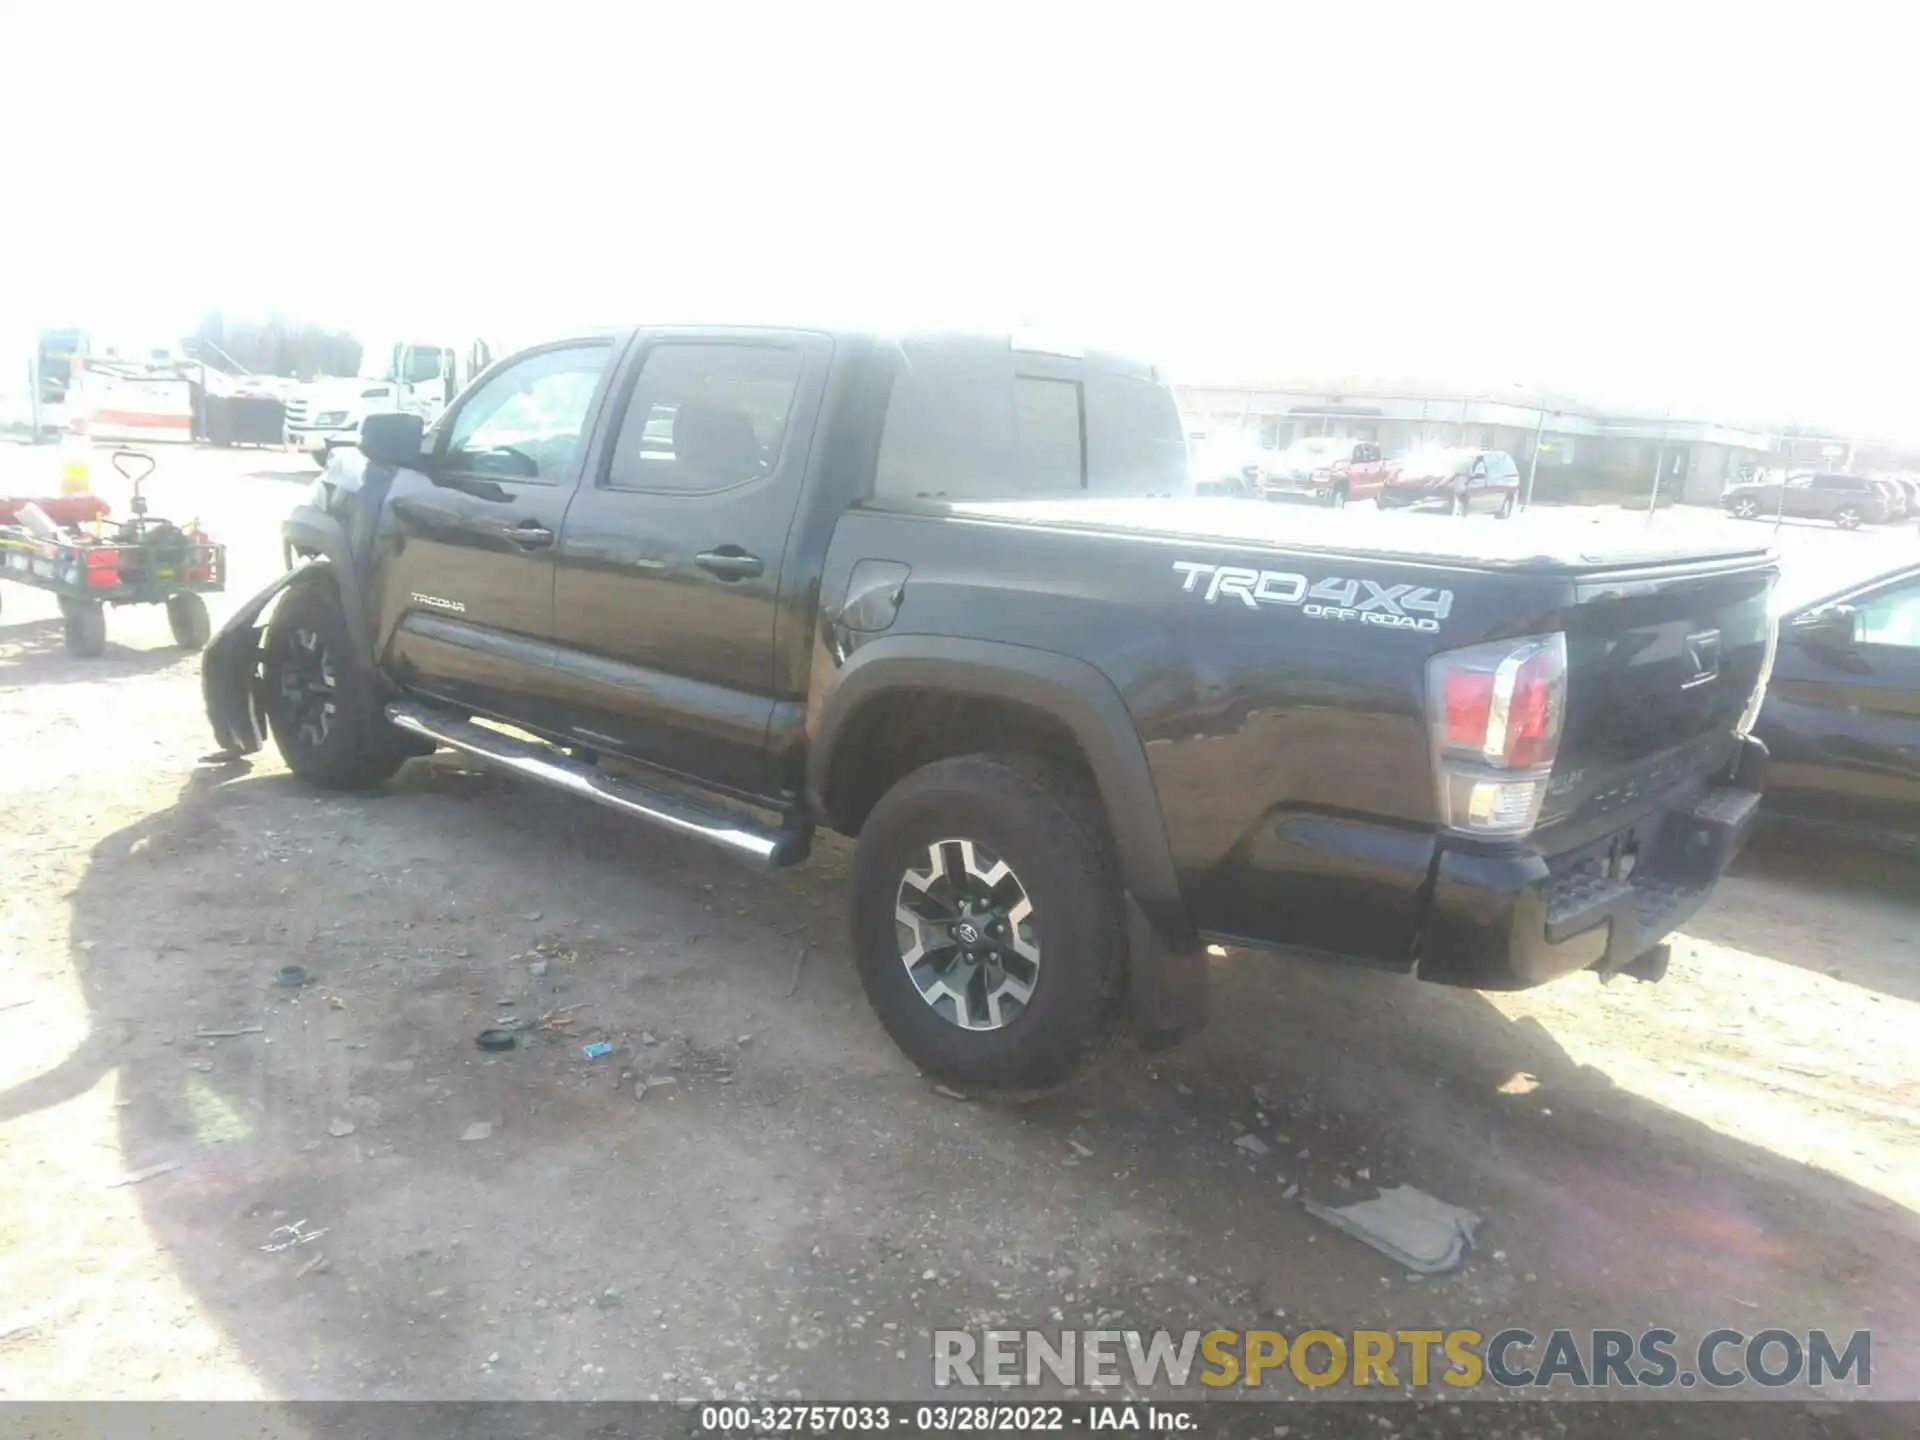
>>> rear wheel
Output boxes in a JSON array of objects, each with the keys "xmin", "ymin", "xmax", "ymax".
[
  {"xmin": 1496, "ymin": 492, "xmax": 1515, "ymax": 518},
  {"xmin": 62, "ymin": 599, "xmax": 106, "ymax": 658},
  {"xmin": 1834, "ymin": 505, "xmax": 1864, "ymax": 530},
  {"xmin": 166, "ymin": 592, "xmax": 211, "ymax": 650},
  {"xmin": 263, "ymin": 583, "xmax": 411, "ymax": 790},
  {"xmin": 850, "ymin": 754, "xmax": 1127, "ymax": 1097}
]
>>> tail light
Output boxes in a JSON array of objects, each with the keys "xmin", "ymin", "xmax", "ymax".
[{"xmin": 1426, "ymin": 632, "xmax": 1567, "ymax": 836}]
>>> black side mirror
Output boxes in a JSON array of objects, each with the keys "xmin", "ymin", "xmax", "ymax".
[
  {"xmin": 1792, "ymin": 605, "xmax": 1857, "ymax": 654},
  {"xmin": 359, "ymin": 412, "xmax": 426, "ymax": 467}
]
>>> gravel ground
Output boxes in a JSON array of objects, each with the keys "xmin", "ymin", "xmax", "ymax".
[{"xmin": 1, "ymin": 445, "xmax": 1914, "ymax": 1438}]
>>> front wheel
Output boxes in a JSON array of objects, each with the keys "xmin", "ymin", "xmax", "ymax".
[
  {"xmin": 850, "ymin": 754, "xmax": 1128, "ymax": 1097},
  {"xmin": 1449, "ymin": 492, "xmax": 1467, "ymax": 516},
  {"xmin": 1834, "ymin": 505, "xmax": 1864, "ymax": 530},
  {"xmin": 1731, "ymin": 497, "xmax": 1760, "ymax": 519},
  {"xmin": 1325, "ymin": 484, "xmax": 1348, "ymax": 509},
  {"xmin": 1496, "ymin": 492, "xmax": 1515, "ymax": 518},
  {"xmin": 263, "ymin": 582, "xmax": 412, "ymax": 790}
]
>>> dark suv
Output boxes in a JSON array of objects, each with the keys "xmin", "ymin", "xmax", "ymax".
[{"xmin": 1722, "ymin": 471, "xmax": 1888, "ymax": 529}]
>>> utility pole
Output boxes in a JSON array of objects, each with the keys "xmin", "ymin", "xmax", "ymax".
[{"xmin": 1521, "ymin": 406, "xmax": 1549, "ymax": 510}]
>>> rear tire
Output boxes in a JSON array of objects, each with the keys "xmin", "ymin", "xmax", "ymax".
[
  {"xmin": 62, "ymin": 600, "xmax": 107, "ymax": 658},
  {"xmin": 1834, "ymin": 505, "xmax": 1864, "ymax": 530},
  {"xmin": 850, "ymin": 754, "xmax": 1128, "ymax": 1098},
  {"xmin": 263, "ymin": 582, "xmax": 411, "ymax": 790},
  {"xmin": 1496, "ymin": 492, "xmax": 1515, "ymax": 518},
  {"xmin": 167, "ymin": 592, "xmax": 212, "ymax": 650}
]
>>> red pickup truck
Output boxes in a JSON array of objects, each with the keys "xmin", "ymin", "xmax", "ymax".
[{"xmin": 1257, "ymin": 439, "xmax": 1393, "ymax": 507}]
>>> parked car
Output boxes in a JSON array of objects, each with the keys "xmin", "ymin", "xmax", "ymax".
[
  {"xmin": 203, "ymin": 325, "xmax": 1776, "ymax": 1096},
  {"xmin": 1889, "ymin": 475, "xmax": 1920, "ymax": 516},
  {"xmin": 1753, "ymin": 559, "xmax": 1920, "ymax": 849},
  {"xmin": 1377, "ymin": 447, "xmax": 1520, "ymax": 516},
  {"xmin": 1721, "ymin": 471, "xmax": 1889, "ymax": 529},
  {"xmin": 1871, "ymin": 477, "xmax": 1909, "ymax": 520},
  {"xmin": 1257, "ymin": 438, "xmax": 1391, "ymax": 507}
]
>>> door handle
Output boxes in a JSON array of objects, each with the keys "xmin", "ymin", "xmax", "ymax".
[
  {"xmin": 507, "ymin": 523, "xmax": 554, "ymax": 550},
  {"xmin": 696, "ymin": 549, "xmax": 764, "ymax": 580}
]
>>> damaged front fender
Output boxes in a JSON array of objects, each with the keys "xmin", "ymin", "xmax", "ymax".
[{"xmin": 201, "ymin": 567, "xmax": 310, "ymax": 757}]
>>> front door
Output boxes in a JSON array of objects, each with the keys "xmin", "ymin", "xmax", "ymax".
[
  {"xmin": 380, "ymin": 338, "xmax": 618, "ymax": 730},
  {"xmin": 1765, "ymin": 571, "xmax": 1920, "ymax": 834},
  {"xmin": 550, "ymin": 331, "xmax": 831, "ymax": 798}
]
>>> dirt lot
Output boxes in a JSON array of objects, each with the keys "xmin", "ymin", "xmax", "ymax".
[{"xmin": 1, "ymin": 446, "xmax": 1915, "ymax": 1435}]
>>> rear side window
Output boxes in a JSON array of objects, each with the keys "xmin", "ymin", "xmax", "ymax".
[{"xmin": 604, "ymin": 342, "xmax": 802, "ymax": 494}]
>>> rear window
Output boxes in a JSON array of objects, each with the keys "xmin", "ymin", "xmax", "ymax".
[{"xmin": 874, "ymin": 340, "xmax": 1185, "ymax": 500}]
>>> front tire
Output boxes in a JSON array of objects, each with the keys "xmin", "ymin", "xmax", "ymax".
[
  {"xmin": 1326, "ymin": 484, "xmax": 1348, "ymax": 509},
  {"xmin": 1834, "ymin": 505, "xmax": 1864, "ymax": 530},
  {"xmin": 263, "ymin": 582, "xmax": 411, "ymax": 790},
  {"xmin": 1496, "ymin": 492, "xmax": 1515, "ymax": 518},
  {"xmin": 850, "ymin": 754, "xmax": 1127, "ymax": 1097}
]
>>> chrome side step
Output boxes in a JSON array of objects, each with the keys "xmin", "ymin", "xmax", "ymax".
[{"xmin": 386, "ymin": 701, "xmax": 810, "ymax": 867}]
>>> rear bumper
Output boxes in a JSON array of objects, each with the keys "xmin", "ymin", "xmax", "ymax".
[{"xmin": 1417, "ymin": 735, "xmax": 1768, "ymax": 989}]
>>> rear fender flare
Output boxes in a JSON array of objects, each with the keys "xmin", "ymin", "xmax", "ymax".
[{"xmin": 808, "ymin": 636, "xmax": 1207, "ymax": 1041}]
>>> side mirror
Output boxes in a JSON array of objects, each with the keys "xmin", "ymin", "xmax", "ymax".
[
  {"xmin": 359, "ymin": 411, "xmax": 427, "ymax": 468},
  {"xmin": 1792, "ymin": 605, "xmax": 1856, "ymax": 654}
]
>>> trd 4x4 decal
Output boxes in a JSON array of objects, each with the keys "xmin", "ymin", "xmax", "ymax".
[{"xmin": 1172, "ymin": 561, "xmax": 1453, "ymax": 633}]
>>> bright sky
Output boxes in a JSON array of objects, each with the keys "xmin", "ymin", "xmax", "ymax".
[{"xmin": 3, "ymin": 2, "xmax": 1913, "ymax": 436}]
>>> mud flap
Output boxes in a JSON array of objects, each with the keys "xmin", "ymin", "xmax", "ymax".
[
  {"xmin": 201, "ymin": 570, "xmax": 301, "ymax": 756},
  {"xmin": 1125, "ymin": 894, "xmax": 1209, "ymax": 1051}
]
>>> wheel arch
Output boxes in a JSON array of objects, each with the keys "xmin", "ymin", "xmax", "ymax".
[{"xmin": 809, "ymin": 636, "xmax": 1189, "ymax": 940}]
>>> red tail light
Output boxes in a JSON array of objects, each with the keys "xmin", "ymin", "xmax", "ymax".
[{"xmin": 1427, "ymin": 633, "xmax": 1568, "ymax": 835}]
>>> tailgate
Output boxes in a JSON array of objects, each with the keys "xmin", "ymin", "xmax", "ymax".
[{"xmin": 1538, "ymin": 559, "xmax": 1775, "ymax": 843}]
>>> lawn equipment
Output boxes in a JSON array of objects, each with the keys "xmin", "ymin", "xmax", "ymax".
[{"xmin": 0, "ymin": 449, "xmax": 226, "ymax": 657}]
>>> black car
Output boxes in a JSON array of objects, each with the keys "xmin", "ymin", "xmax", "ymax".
[
  {"xmin": 1753, "ymin": 560, "xmax": 1920, "ymax": 847},
  {"xmin": 201, "ymin": 325, "xmax": 1776, "ymax": 1095},
  {"xmin": 1722, "ymin": 471, "xmax": 1889, "ymax": 529}
]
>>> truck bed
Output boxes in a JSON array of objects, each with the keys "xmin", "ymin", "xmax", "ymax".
[{"xmin": 937, "ymin": 497, "xmax": 1777, "ymax": 574}]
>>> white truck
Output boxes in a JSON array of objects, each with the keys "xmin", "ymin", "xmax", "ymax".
[{"xmin": 286, "ymin": 337, "xmax": 497, "ymax": 467}]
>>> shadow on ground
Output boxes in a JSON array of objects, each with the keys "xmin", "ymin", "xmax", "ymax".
[
  {"xmin": 1694, "ymin": 828, "xmax": 1920, "ymax": 1004},
  {"xmin": 4, "ymin": 758, "xmax": 1913, "ymax": 1432},
  {"xmin": 0, "ymin": 615, "xmax": 195, "ymax": 687}
]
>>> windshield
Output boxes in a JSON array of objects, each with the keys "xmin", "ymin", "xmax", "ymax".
[
  {"xmin": 1398, "ymin": 446, "xmax": 1471, "ymax": 477},
  {"xmin": 355, "ymin": 342, "xmax": 400, "ymax": 382}
]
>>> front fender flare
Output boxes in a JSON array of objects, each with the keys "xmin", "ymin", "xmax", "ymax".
[{"xmin": 808, "ymin": 636, "xmax": 1205, "ymax": 1042}]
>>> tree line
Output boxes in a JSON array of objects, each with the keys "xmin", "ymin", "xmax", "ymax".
[{"xmin": 186, "ymin": 312, "xmax": 363, "ymax": 381}]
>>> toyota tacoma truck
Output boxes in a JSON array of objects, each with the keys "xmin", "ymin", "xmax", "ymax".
[{"xmin": 202, "ymin": 326, "xmax": 1778, "ymax": 1095}]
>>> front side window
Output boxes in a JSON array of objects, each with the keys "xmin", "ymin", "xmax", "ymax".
[
  {"xmin": 443, "ymin": 342, "xmax": 612, "ymax": 483},
  {"xmin": 1855, "ymin": 579, "xmax": 1920, "ymax": 649},
  {"xmin": 604, "ymin": 342, "xmax": 803, "ymax": 494}
]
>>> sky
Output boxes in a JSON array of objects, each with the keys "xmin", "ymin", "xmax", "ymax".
[{"xmin": 3, "ymin": 2, "xmax": 1915, "ymax": 437}]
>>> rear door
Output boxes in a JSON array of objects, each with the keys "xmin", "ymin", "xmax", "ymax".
[
  {"xmin": 1762, "ymin": 570, "xmax": 1920, "ymax": 833},
  {"xmin": 548, "ymin": 330, "xmax": 832, "ymax": 798},
  {"xmin": 380, "ymin": 338, "xmax": 617, "ymax": 729}
]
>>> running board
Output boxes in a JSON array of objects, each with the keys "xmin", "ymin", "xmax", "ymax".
[{"xmin": 386, "ymin": 701, "xmax": 810, "ymax": 867}]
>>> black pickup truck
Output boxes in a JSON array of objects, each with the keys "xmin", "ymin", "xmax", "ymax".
[{"xmin": 204, "ymin": 326, "xmax": 1778, "ymax": 1095}]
